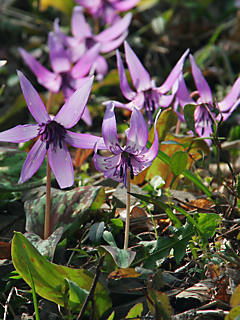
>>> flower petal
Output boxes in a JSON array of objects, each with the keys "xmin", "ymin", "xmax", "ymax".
[
  {"xmin": 54, "ymin": 77, "xmax": 93, "ymax": 128},
  {"xmin": 81, "ymin": 107, "xmax": 92, "ymax": 126},
  {"xmin": 116, "ymin": 49, "xmax": 136, "ymax": 100},
  {"xmin": 100, "ymin": 31, "xmax": 128, "ymax": 53},
  {"xmin": 175, "ymin": 74, "xmax": 195, "ymax": 107},
  {"xmin": 194, "ymin": 105, "xmax": 213, "ymax": 139},
  {"xmin": 124, "ymin": 41, "xmax": 152, "ymax": 92},
  {"xmin": 71, "ymin": 6, "xmax": 92, "ymax": 40},
  {"xmin": 48, "ymin": 142, "xmax": 74, "ymax": 189},
  {"xmin": 18, "ymin": 138, "xmax": 47, "ymax": 184},
  {"xmin": 48, "ymin": 32, "xmax": 71, "ymax": 74},
  {"xmin": 218, "ymin": 76, "xmax": 240, "ymax": 112},
  {"xmin": 190, "ymin": 54, "xmax": 213, "ymax": 104},
  {"xmin": 17, "ymin": 71, "xmax": 51, "ymax": 124},
  {"xmin": 19, "ymin": 49, "xmax": 61, "ymax": 93},
  {"xmin": 114, "ymin": 0, "xmax": 140, "ymax": 11},
  {"xmin": 102, "ymin": 102, "xmax": 122, "ymax": 154},
  {"xmin": 125, "ymin": 109, "xmax": 148, "ymax": 154},
  {"xmin": 93, "ymin": 152, "xmax": 121, "ymax": 172},
  {"xmin": 71, "ymin": 44, "xmax": 101, "ymax": 79},
  {"xmin": 94, "ymin": 55, "xmax": 108, "ymax": 81},
  {"xmin": 65, "ymin": 130, "xmax": 107, "ymax": 149},
  {"xmin": 158, "ymin": 49, "xmax": 189, "ymax": 93},
  {"xmin": 94, "ymin": 13, "xmax": 132, "ymax": 42},
  {"xmin": 134, "ymin": 110, "xmax": 159, "ymax": 163},
  {"xmin": 0, "ymin": 124, "xmax": 39, "ymax": 143}
]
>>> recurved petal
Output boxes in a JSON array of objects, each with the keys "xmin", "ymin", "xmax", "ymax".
[
  {"xmin": 94, "ymin": 56, "xmax": 108, "ymax": 80},
  {"xmin": 48, "ymin": 32, "xmax": 71, "ymax": 74},
  {"xmin": 54, "ymin": 77, "xmax": 93, "ymax": 129},
  {"xmin": 124, "ymin": 41, "xmax": 152, "ymax": 92},
  {"xmin": 102, "ymin": 102, "xmax": 122, "ymax": 154},
  {"xmin": 113, "ymin": 0, "xmax": 140, "ymax": 11},
  {"xmin": 94, "ymin": 13, "xmax": 132, "ymax": 42},
  {"xmin": 175, "ymin": 74, "xmax": 195, "ymax": 107},
  {"xmin": 17, "ymin": 71, "xmax": 51, "ymax": 124},
  {"xmin": 18, "ymin": 138, "xmax": 47, "ymax": 184},
  {"xmin": 81, "ymin": 106, "xmax": 92, "ymax": 126},
  {"xmin": 125, "ymin": 109, "xmax": 148, "ymax": 154},
  {"xmin": 48, "ymin": 142, "xmax": 74, "ymax": 189},
  {"xmin": 100, "ymin": 31, "xmax": 128, "ymax": 53},
  {"xmin": 93, "ymin": 152, "xmax": 121, "ymax": 172},
  {"xmin": 190, "ymin": 54, "xmax": 213, "ymax": 104},
  {"xmin": 116, "ymin": 49, "xmax": 136, "ymax": 100},
  {"xmin": 19, "ymin": 49, "xmax": 61, "ymax": 93},
  {"xmin": 158, "ymin": 49, "xmax": 189, "ymax": 93},
  {"xmin": 134, "ymin": 111, "xmax": 159, "ymax": 163},
  {"xmin": 0, "ymin": 124, "xmax": 39, "ymax": 143},
  {"xmin": 218, "ymin": 76, "xmax": 240, "ymax": 112},
  {"xmin": 71, "ymin": 6, "xmax": 92, "ymax": 40},
  {"xmin": 65, "ymin": 131, "xmax": 107, "ymax": 149},
  {"xmin": 71, "ymin": 44, "xmax": 101, "ymax": 79}
]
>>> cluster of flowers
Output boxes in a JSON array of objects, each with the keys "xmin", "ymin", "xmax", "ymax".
[{"xmin": 0, "ymin": 0, "xmax": 240, "ymax": 190}]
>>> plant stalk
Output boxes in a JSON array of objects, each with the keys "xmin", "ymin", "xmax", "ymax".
[
  {"xmin": 44, "ymin": 157, "xmax": 51, "ymax": 239},
  {"xmin": 124, "ymin": 169, "xmax": 131, "ymax": 250},
  {"xmin": 46, "ymin": 91, "xmax": 53, "ymax": 114}
]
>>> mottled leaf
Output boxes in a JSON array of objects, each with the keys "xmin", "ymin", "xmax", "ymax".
[
  {"xmin": 101, "ymin": 246, "xmax": 136, "ymax": 268},
  {"xmin": 25, "ymin": 186, "xmax": 105, "ymax": 238}
]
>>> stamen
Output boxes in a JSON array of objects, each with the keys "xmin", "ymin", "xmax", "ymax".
[{"xmin": 39, "ymin": 120, "xmax": 66, "ymax": 151}]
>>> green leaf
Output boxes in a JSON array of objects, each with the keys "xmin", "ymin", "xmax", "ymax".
[
  {"xmin": 12, "ymin": 232, "xmax": 111, "ymax": 317},
  {"xmin": 170, "ymin": 151, "xmax": 188, "ymax": 176},
  {"xmin": 63, "ymin": 279, "xmax": 88, "ymax": 310},
  {"xmin": 197, "ymin": 213, "xmax": 221, "ymax": 242},
  {"xmin": 101, "ymin": 246, "xmax": 136, "ymax": 268},
  {"xmin": 184, "ymin": 104, "xmax": 197, "ymax": 135},
  {"xmin": 126, "ymin": 302, "xmax": 143, "ymax": 318},
  {"xmin": 103, "ymin": 231, "xmax": 117, "ymax": 247},
  {"xmin": 89, "ymin": 222, "xmax": 105, "ymax": 244}
]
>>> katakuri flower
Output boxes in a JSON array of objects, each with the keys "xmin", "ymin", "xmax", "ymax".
[
  {"xmin": 57, "ymin": 7, "xmax": 132, "ymax": 81},
  {"xmin": 0, "ymin": 72, "xmax": 106, "ymax": 188},
  {"xmin": 116, "ymin": 41, "xmax": 189, "ymax": 123},
  {"xmin": 19, "ymin": 31, "xmax": 93, "ymax": 126},
  {"xmin": 75, "ymin": 0, "xmax": 140, "ymax": 24},
  {"xmin": 175, "ymin": 54, "xmax": 240, "ymax": 140},
  {"xmin": 93, "ymin": 102, "xmax": 159, "ymax": 186}
]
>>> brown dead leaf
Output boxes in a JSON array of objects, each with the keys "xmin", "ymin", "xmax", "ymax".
[
  {"xmin": 73, "ymin": 148, "xmax": 93, "ymax": 168},
  {"xmin": 0, "ymin": 241, "xmax": 11, "ymax": 259},
  {"xmin": 108, "ymin": 268, "xmax": 141, "ymax": 280}
]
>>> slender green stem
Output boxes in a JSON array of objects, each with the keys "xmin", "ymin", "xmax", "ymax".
[
  {"xmin": 124, "ymin": 169, "xmax": 131, "ymax": 250},
  {"xmin": 27, "ymin": 265, "xmax": 40, "ymax": 320}
]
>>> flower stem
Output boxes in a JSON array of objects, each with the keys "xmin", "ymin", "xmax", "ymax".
[
  {"xmin": 44, "ymin": 157, "xmax": 51, "ymax": 239},
  {"xmin": 124, "ymin": 169, "xmax": 131, "ymax": 250}
]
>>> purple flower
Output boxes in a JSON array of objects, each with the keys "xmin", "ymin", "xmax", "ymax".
[
  {"xmin": 58, "ymin": 7, "xmax": 132, "ymax": 81},
  {"xmin": 19, "ymin": 32, "xmax": 93, "ymax": 126},
  {"xmin": 0, "ymin": 72, "xmax": 106, "ymax": 189},
  {"xmin": 75, "ymin": 0, "xmax": 140, "ymax": 24},
  {"xmin": 176, "ymin": 54, "xmax": 240, "ymax": 140},
  {"xmin": 93, "ymin": 102, "xmax": 159, "ymax": 186},
  {"xmin": 116, "ymin": 41, "xmax": 189, "ymax": 123}
]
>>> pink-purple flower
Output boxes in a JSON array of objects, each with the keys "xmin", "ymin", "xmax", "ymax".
[
  {"xmin": 0, "ymin": 72, "xmax": 106, "ymax": 189},
  {"xmin": 93, "ymin": 102, "xmax": 159, "ymax": 186},
  {"xmin": 176, "ymin": 54, "xmax": 240, "ymax": 140},
  {"xmin": 75, "ymin": 0, "xmax": 140, "ymax": 24},
  {"xmin": 116, "ymin": 41, "xmax": 189, "ymax": 123}
]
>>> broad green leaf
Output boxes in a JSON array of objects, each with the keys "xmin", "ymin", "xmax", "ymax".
[
  {"xmin": 63, "ymin": 279, "xmax": 88, "ymax": 310},
  {"xmin": 107, "ymin": 311, "xmax": 115, "ymax": 320},
  {"xmin": 0, "ymin": 147, "xmax": 47, "ymax": 192},
  {"xmin": 89, "ymin": 222, "xmax": 105, "ymax": 243},
  {"xmin": 126, "ymin": 302, "xmax": 143, "ymax": 319},
  {"xmin": 230, "ymin": 285, "xmax": 240, "ymax": 307},
  {"xmin": 147, "ymin": 289, "xmax": 172, "ymax": 320},
  {"xmin": 170, "ymin": 151, "xmax": 188, "ymax": 176},
  {"xmin": 184, "ymin": 104, "xmax": 197, "ymax": 135},
  {"xmin": 103, "ymin": 231, "xmax": 117, "ymax": 247},
  {"xmin": 12, "ymin": 232, "xmax": 111, "ymax": 318},
  {"xmin": 25, "ymin": 186, "xmax": 105, "ymax": 238},
  {"xmin": 197, "ymin": 213, "xmax": 221, "ymax": 242},
  {"xmin": 101, "ymin": 246, "xmax": 136, "ymax": 268},
  {"xmin": 225, "ymin": 306, "xmax": 240, "ymax": 320}
]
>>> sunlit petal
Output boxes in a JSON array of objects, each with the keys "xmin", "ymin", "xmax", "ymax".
[
  {"xmin": 65, "ymin": 130, "xmax": 107, "ymax": 149},
  {"xmin": 0, "ymin": 124, "xmax": 39, "ymax": 143}
]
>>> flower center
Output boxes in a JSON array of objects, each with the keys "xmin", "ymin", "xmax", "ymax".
[
  {"xmin": 120, "ymin": 152, "xmax": 134, "ymax": 186},
  {"xmin": 39, "ymin": 120, "xmax": 66, "ymax": 150}
]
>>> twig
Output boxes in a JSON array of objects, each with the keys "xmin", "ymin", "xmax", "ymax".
[
  {"xmin": 76, "ymin": 255, "xmax": 105, "ymax": 320},
  {"xmin": 44, "ymin": 157, "xmax": 51, "ymax": 239},
  {"xmin": 3, "ymin": 287, "xmax": 15, "ymax": 320}
]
